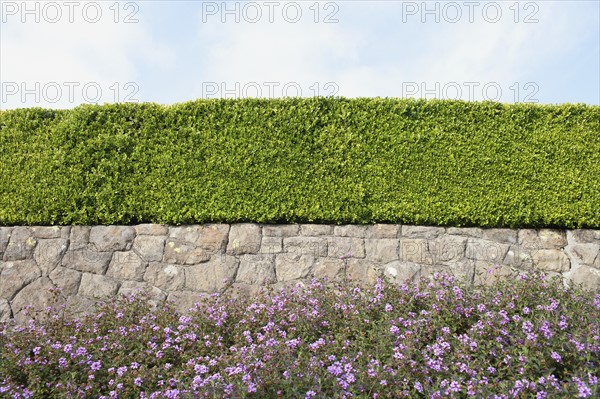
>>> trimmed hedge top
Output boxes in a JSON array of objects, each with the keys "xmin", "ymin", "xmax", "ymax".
[{"xmin": 0, "ymin": 98, "xmax": 598, "ymax": 227}]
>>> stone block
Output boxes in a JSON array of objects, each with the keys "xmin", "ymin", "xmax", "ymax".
[
  {"xmin": 0, "ymin": 227, "xmax": 12, "ymax": 255},
  {"xmin": 346, "ymin": 259, "xmax": 380, "ymax": 286},
  {"xmin": 300, "ymin": 224, "xmax": 333, "ymax": 236},
  {"xmin": 263, "ymin": 224, "xmax": 300, "ymax": 237},
  {"xmin": 366, "ymin": 224, "xmax": 400, "ymax": 239},
  {"xmin": 34, "ymin": 238, "xmax": 68, "ymax": 276},
  {"xmin": 31, "ymin": 226, "xmax": 62, "ymax": 239},
  {"xmin": 166, "ymin": 291, "xmax": 209, "ymax": 314},
  {"xmin": 327, "ymin": 237, "xmax": 365, "ymax": 258},
  {"xmin": 398, "ymin": 238, "xmax": 431, "ymax": 264},
  {"xmin": 168, "ymin": 225, "xmax": 202, "ymax": 243},
  {"xmin": 401, "ymin": 225, "xmax": 445, "ymax": 239},
  {"xmin": 0, "ymin": 260, "xmax": 41, "ymax": 300},
  {"xmin": 570, "ymin": 266, "xmax": 600, "ymax": 291},
  {"xmin": 312, "ymin": 258, "xmax": 345, "ymax": 281},
  {"xmin": 144, "ymin": 263, "xmax": 185, "ymax": 291},
  {"xmin": 106, "ymin": 251, "xmax": 147, "ymax": 281},
  {"xmin": 3, "ymin": 227, "xmax": 36, "ymax": 261},
  {"xmin": 428, "ymin": 235, "xmax": 468, "ymax": 264},
  {"xmin": 133, "ymin": 235, "xmax": 165, "ymax": 262},
  {"xmin": 49, "ymin": 266, "xmax": 82, "ymax": 296},
  {"xmin": 383, "ymin": 261, "xmax": 420, "ymax": 284},
  {"xmin": 69, "ymin": 226, "xmax": 90, "ymax": 250},
  {"xmin": 135, "ymin": 224, "xmax": 168, "ymax": 236},
  {"xmin": 89, "ymin": 226, "xmax": 135, "ymax": 252},
  {"xmin": 164, "ymin": 239, "xmax": 210, "ymax": 264},
  {"xmin": 519, "ymin": 229, "xmax": 566, "ymax": 250},
  {"xmin": 275, "ymin": 254, "xmax": 315, "ymax": 281},
  {"xmin": 283, "ymin": 236, "xmax": 328, "ymax": 259},
  {"xmin": 227, "ymin": 224, "xmax": 261, "ymax": 255},
  {"xmin": 236, "ymin": 255, "xmax": 277, "ymax": 285},
  {"xmin": 79, "ymin": 273, "xmax": 120, "ymax": 299},
  {"xmin": 474, "ymin": 262, "xmax": 518, "ymax": 286},
  {"xmin": 465, "ymin": 238, "xmax": 510, "ymax": 263},
  {"xmin": 333, "ymin": 225, "xmax": 367, "ymax": 238},
  {"xmin": 0, "ymin": 298, "xmax": 11, "ymax": 322},
  {"xmin": 421, "ymin": 260, "xmax": 475, "ymax": 284},
  {"xmin": 571, "ymin": 229, "xmax": 600, "ymax": 243},
  {"xmin": 11, "ymin": 277, "xmax": 63, "ymax": 324},
  {"xmin": 260, "ymin": 236, "xmax": 283, "ymax": 254},
  {"xmin": 532, "ymin": 249, "xmax": 570, "ymax": 272},
  {"xmin": 365, "ymin": 239, "xmax": 399, "ymax": 263},
  {"xmin": 62, "ymin": 248, "xmax": 112, "ymax": 274},
  {"xmin": 446, "ymin": 227, "xmax": 483, "ymax": 237},
  {"xmin": 185, "ymin": 256, "xmax": 239, "ymax": 293},
  {"xmin": 197, "ymin": 224, "xmax": 230, "ymax": 253},
  {"xmin": 567, "ymin": 243, "xmax": 600, "ymax": 266},
  {"xmin": 482, "ymin": 228, "xmax": 518, "ymax": 244}
]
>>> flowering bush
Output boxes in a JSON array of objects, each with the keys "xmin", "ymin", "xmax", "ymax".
[{"xmin": 1, "ymin": 270, "xmax": 598, "ymax": 398}]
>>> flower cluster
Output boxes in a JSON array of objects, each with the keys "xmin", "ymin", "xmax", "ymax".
[{"xmin": 1, "ymin": 270, "xmax": 598, "ymax": 398}]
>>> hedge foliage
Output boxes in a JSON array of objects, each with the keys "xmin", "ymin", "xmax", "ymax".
[{"xmin": 0, "ymin": 98, "xmax": 598, "ymax": 227}]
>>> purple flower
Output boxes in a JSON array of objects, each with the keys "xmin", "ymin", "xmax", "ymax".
[
  {"xmin": 550, "ymin": 352, "xmax": 561, "ymax": 363},
  {"xmin": 573, "ymin": 377, "xmax": 592, "ymax": 397},
  {"xmin": 305, "ymin": 391, "xmax": 316, "ymax": 398}
]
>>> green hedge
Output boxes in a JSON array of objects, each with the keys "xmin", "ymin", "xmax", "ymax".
[{"xmin": 0, "ymin": 98, "xmax": 598, "ymax": 227}]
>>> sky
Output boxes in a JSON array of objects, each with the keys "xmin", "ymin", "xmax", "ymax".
[{"xmin": 0, "ymin": 0, "xmax": 599, "ymax": 109}]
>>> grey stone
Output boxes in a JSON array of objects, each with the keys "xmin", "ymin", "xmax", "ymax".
[
  {"xmin": 474, "ymin": 262, "xmax": 518, "ymax": 286},
  {"xmin": 365, "ymin": 239, "xmax": 399, "ymax": 263},
  {"xmin": 69, "ymin": 226, "xmax": 90, "ymax": 250},
  {"xmin": 503, "ymin": 245, "xmax": 534, "ymax": 267},
  {"xmin": 78, "ymin": 273, "xmax": 120, "ymax": 298},
  {"xmin": 465, "ymin": 239, "xmax": 510, "ymax": 263},
  {"xmin": 283, "ymin": 237, "xmax": 328, "ymax": 259},
  {"xmin": 118, "ymin": 281, "xmax": 166, "ymax": 310},
  {"xmin": 313, "ymin": 258, "xmax": 345, "ymax": 281},
  {"xmin": 34, "ymin": 238, "xmax": 68, "ymax": 276},
  {"xmin": 571, "ymin": 266, "xmax": 600, "ymax": 291},
  {"xmin": 519, "ymin": 229, "xmax": 566, "ymax": 250},
  {"xmin": 0, "ymin": 227, "xmax": 13, "ymax": 255},
  {"xmin": 401, "ymin": 225, "xmax": 445, "ymax": 239},
  {"xmin": 64, "ymin": 296, "xmax": 99, "ymax": 320},
  {"xmin": 62, "ymin": 248, "xmax": 112, "ymax": 274},
  {"xmin": 275, "ymin": 254, "xmax": 315, "ymax": 281},
  {"xmin": 366, "ymin": 224, "xmax": 400, "ymax": 239},
  {"xmin": 421, "ymin": 260, "xmax": 475, "ymax": 285},
  {"xmin": 3, "ymin": 227, "xmax": 37, "ymax": 261},
  {"xmin": 567, "ymin": 244, "xmax": 600, "ymax": 266},
  {"xmin": 169, "ymin": 225, "xmax": 202, "ymax": 243},
  {"xmin": 135, "ymin": 224, "xmax": 169, "ymax": 236},
  {"xmin": 263, "ymin": 224, "xmax": 300, "ymax": 237},
  {"xmin": 327, "ymin": 237, "xmax": 365, "ymax": 259},
  {"xmin": 428, "ymin": 236, "xmax": 468, "ymax": 264},
  {"xmin": 532, "ymin": 249, "xmax": 570, "ymax": 272},
  {"xmin": 133, "ymin": 235, "xmax": 165, "ymax": 262},
  {"xmin": 571, "ymin": 229, "xmax": 600, "ymax": 243},
  {"xmin": 260, "ymin": 236, "xmax": 283, "ymax": 254},
  {"xmin": 446, "ymin": 227, "xmax": 483, "ymax": 238},
  {"xmin": 49, "ymin": 266, "xmax": 82, "ymax": 296},
  {"xmin": 197, "ymin": 224, "xmax": 230, "ymax": 253},
  {"xmin": 236, "ymin": 255, "xmax": 277, "ymax": 285},
  {"xmin": 0, "ymin": 298, "xmax": 11, "ymax": 321},
  {"xmin": 334, "ymin": 225, "xmax": 367, "ymax": 238},
  {"xmin": 227, "ymin": 224, "xmax": 261, "ymax": 255},
  {"xmin": 300, "ymin": 224, "xmax": 333, "ymax": 236},
  {"xmin": 164, "ymin": 239, "xmax": 210, "ymax": 265},
  {"xmin": 166, "ymin": 291, "xmax": 209, "ymax": 314},
  {"xmin": 185, "ymin": 256, "xmax": 239, "ymax": 292},
  {"xmin": 31, "ymin": 226, "xmax": 63, "ymax": 239},
  {"xmin": 0, "ymin": 260, "xmax": 41, "ymax": 300},
  {"xmin": 398, "ymin": 239, "xmax": 431, "ymax": 264},
  {"xmin": 106, "ymin": 251, "xmax": 147, "ymax": 281},
  {"xmin": 346, "ymin": 259, "xmax": 380, "ymax": 286},
  {"xmin": 144, "ymin": 263, "xmax": 185, "ymax": 291},
  {"xmin": 89, "ymin": 226, "xmax": 135, "ymax": 252},
  {"xmin": 482, "ymin": 229, "xmax": 518, "ymax": 244},
  {"xmin": 383, "ymin": 261, "xmax": 420, "ymax": 284},
  {"xmin": 11, "ymin": 277, "xmax": 64, "ymax": 324}
]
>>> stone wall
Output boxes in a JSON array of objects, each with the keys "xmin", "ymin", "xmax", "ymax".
[{"xmin": 1, "ymin": 224, "xmax": 599, "ymax": 323}]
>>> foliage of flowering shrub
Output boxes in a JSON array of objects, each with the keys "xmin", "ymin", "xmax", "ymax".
[{"xmin": 1, "ymin": 270, "xmax": 599, "ymax": 398}]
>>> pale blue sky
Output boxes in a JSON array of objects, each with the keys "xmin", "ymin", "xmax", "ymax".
[{"xmin": 1, "ymin": 0, "xmax": 598, "ymax": 109}]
